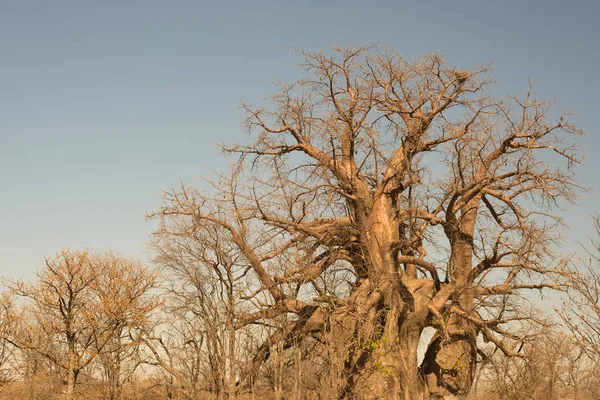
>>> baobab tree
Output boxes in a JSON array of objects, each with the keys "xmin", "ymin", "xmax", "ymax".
[{"xmin": 153, "ymin": 47, "xmax": 582, "ymax": 399}]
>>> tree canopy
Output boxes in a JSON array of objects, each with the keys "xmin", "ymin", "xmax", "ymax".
[{"xmin": 151, "ymin": 46, "xmax": 584, "ymax": 399}]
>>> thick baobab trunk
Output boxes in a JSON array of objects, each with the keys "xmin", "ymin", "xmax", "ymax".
[
  {"xmin": 420, "ymin": 332, "xmax": 477, "ymax": 399},
  {"xmin": 346, "ymin": 278, "xmax": 433, "ymax": 400},
  {"xmin": 421, "ymin": 203, "xmax": 479, "ymax": 398},
  {"xmin": 333, "ymin": 257, "xmax": 434, "ymax": 398},
  {"xmin": 331, "ymin": 185, "xmax": 434, "ymax": 399}
]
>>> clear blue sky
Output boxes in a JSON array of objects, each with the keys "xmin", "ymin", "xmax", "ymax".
[{"xmin": 1, "ymin": 0, "xmax": 598, "ymax": 279}]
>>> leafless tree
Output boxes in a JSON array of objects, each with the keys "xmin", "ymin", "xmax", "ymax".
[
  {"xmin": 558, "ymin": 214, "xmax": 600, "ymax": 362},
  {"xmin": 9, "ymin": 250, "xmax": 106, "ymax": 399},
  {"xmin": 152, "ymin": 46, "xmax": 585, "ymax": 398},
  {"xmin": 140, "ymin": 319, "xmax": 211, "ymax": 400},
  {"xmin": 91, "ymin": 253, "xmax": 160, "ymax": 400},
  {"xmin": 8, "ymin": 249, "xmax": 154, "ymax": 400},
  {"xmin": 16, "ymin": 318, "xmax": 65, "ymax": 399},
  {"xmin": 472, "ymin": 327, "xmax": 600, "ymax": 400},
  {"xmin": 0, "ymin": 292, "xmax": 20, "ymax": 392},
  {"xmin": 147, "ymin": 191, "xmax": 259, "ymax": 399}
]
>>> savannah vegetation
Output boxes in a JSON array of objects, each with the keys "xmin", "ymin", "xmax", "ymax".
[{"xmin": 1, "ymin": 46, "xmax": 599, "ymax": 400}]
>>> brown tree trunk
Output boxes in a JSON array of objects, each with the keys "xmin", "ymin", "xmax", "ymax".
[
  {"xmin": 226, "ymin": 296, "xmax": 237, "ymax": 399},
  {"xmin": 326, "ymin": 188, "xmax": 431, "ymax": 399},
  {"xmin": 65, "ymin": 338, "xmax": 79, "ymax": 400},
  {"xmin": 351, "ymin": 279, "xmax": 432, "ymax": 400},
  {"xmin": 421, "ymin": 204, "xmax": 479, "ymax": 399},
  {"xmin": 331, "ymin": 271, "xmax": 434, "ymax": 399},
  {"xmin": 108, "ymin": 361, "xmax": 122, "ymax": 400},
  {"xmin": 65, "ymin": 367, "xmax": 77, "ymax": 400}
]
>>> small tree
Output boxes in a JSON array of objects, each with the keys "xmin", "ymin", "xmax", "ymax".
[
  {"xmin": 10, "ymin": 250, "xmax": 105, "ymax": 399},
  {"xmin": 149, "ymin": 195, "xmax": 256, "ymax": 399},
  {"xmin": 91, "ymin": 253, "xmax": 160, "ymax": 400},
  {"xmin": 9, "ymin": 249, "xmax": 155, "ymax": 400}
]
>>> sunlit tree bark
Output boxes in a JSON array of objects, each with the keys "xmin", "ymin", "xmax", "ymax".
[{"xmin": 152, "ymin": 47, "xmax": 583, "ymax": 399}]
